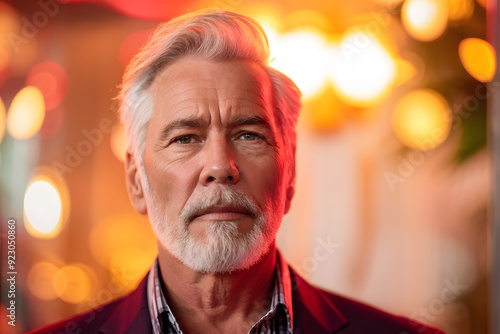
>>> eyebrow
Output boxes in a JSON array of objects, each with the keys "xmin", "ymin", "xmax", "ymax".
[
  {"xmin": 229, "ymin": 115, "xmax": 273, "ymax": 130},
  {"xmin": 159, "ymin": 117, "xmax": 207, "ymax": 142},
  {"xmin": 158, "ymin": 115, "xmax": 275, "ymax": 142}
]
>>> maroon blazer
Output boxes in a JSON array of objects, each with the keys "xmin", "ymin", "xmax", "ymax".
[{"xmin": 26, "ymin": 267, "xmax": 445, "ymax": 334}]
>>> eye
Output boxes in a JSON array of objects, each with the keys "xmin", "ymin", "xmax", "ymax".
[
  {"xmin": 239, "ymin": 133, "xmax": 261, "ymax": 141},
  {"xmin": 174, "ymin": 135, "xmax": 196, "ymax": 144}
]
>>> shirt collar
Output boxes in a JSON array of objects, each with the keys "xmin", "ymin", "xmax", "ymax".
[
  {"xmin": 276, "ymin": 249, "xmax": 294, "ymax": 329},
  {"xmin": 147, "ymin": 250, "xmax": 294, "ymax": 333}
]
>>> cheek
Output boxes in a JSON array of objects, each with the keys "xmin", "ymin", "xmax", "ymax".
[
  {"xmin": 146, "ymin": 155, "xmax": 200, "ymax": 213},
  {"xmin": 243, "ymin": 153, "xmax": 286, "ymax": 200}
]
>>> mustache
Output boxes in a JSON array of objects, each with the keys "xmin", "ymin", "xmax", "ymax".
[{"xmin": 180, "ymin": 186, "xmax": 261, "ymax": 223}]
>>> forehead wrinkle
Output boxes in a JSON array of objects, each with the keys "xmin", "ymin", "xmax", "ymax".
[
  {"xmin": 167, "ymin": 97, "xmax": 218, "ymax": 114},
  {"xmin": 223, "ymin": 97, "xmax": 269, "ymax": 113},
  {"xmin": 157, "ymin": 86, "xmax": 218, "ymax": 104}
]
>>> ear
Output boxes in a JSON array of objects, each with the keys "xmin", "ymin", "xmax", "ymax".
[
  {"xmin": 125, "ymin": 150, "xmax": 148, "ymax": 215},
  {"xmin": 283, "ymin": 157, "xmax": 296, "ymax": 215}
]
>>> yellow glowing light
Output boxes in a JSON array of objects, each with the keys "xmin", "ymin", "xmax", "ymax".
[
  {"xmin": 26, "ymin": 61, "xmax": 69, "ymax": 110},
  {"xmin": 90, "ymin": 215, "xmax": 157, "ymax": 268},
  {"xmin": 459, "ymin": 38, "xmax": 496, "ymax": 82},
  {"xmin": 392, "ymin": 89, "xmax": 451, "ymax": 150},
  {"xmin": 90, "ymin": 216, "xmax": 157, "ymax": 292},
  {"xmin": 53, "ymin": 265, "xmax": 92, "ymax": 304},
  {"xmin": 401, "ymin": 0, "xmax": 448, "ymax": 41},
  {"xmin": 372, "ymin": 0, "xmax": 405, "ymax": 5},
  {"xmin": 110, "ymin": 123, "xmax": 127, "ymax": 163},
  {"xmin": 445, "ymin": 0, "xmax": 474, "ymax": 22},
  {"xmin": 284, "ymin": 10, "xmax": 333, "ymax": 32},
  {"xmin": 330, "ymin": 32, "xmax": 396, "ymax": 107},
  {"xmin": 394, "ymin": 57, "xmax": 419, "ymax": 87},
  {"xmin": 24, "ymin": 168, "xmax": 69, "ymax": 238},
  {"xmin": 0, "ymin": 97, "xmax": 5, "ymax": 145},
  {"xmin": 27, "ymin": 262, "xmax": 59, "ymax": 301},
  {"xmin": 6, "ymin": 86, "xmax": 45, "ymax": 140},
  {"xmin": 24, "ymin": 178, "xmax": 63, "ymax": 238},
  {"xmin": 269, "ymin": 28, "xmax": 330, "ymax": 99},
  {"xmin": 304, "ymin": 89, "xmax": 344, "ymax": 131},
  {"xmin": 110, "ymin": 248, "xmax": 156, "ymax": 292}
]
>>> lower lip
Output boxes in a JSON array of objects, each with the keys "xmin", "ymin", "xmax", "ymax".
[{"xmin": 195, "ymin": 212, "xmax": 250, "ymax": 221}]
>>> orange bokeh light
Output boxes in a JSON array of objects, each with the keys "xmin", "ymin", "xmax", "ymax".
[
  {"xmin": 53, "ymin": 264, "xmax": 94, "ymax": 304},
  {"xmin": 90, "ymin": 215, "xmax": 157, "ymax": 289},
  {"xmin": 445, "ymin": 0, "xmax": 474, "ymax": 22},
  {"xmin": 27, "ymin": 262, "xmax": 60, "ymax": 301},
  {"xmin": 392, "ymin": 89, "xmax": 451, "ymax": 151},
  {"xmin": 459, "ymin": 38, "xmax": 497, "ymax": 82},
  {"xmin": 26, "ymin": 61, "xmax": 69, "ymax": 110},
  {"xmin": 401, "ymin": 0, "xmax": 448, "ymax": 41},
  {"xmin": 6, "ymin": 86, "xmax": 45, "ymax": 140}
]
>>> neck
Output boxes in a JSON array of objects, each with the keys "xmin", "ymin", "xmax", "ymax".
[{"xmin": 157, "ymin": 242, "xmax": 277, "ymax": 333}]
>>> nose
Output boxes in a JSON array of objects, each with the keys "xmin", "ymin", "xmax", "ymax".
[{"xmin": 200, "ymin": 136, "xmax": 240, "ymax": 186}]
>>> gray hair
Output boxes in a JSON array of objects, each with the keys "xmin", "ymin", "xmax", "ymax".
[{"xmin": 119, "ymin": 10, "xmax": 301, "ymax": 178}]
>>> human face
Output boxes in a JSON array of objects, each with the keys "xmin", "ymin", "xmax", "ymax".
[{"xmin": 139, "ymin": 55, "xmax": 290, "ymax": 273}]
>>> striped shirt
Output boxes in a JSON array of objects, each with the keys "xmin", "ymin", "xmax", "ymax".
[{"xmin": 147, "ymin": 251, "xmax": 294, "ymax": 334}]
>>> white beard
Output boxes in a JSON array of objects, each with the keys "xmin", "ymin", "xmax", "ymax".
[{"xmin": 144, "ymin": 175, "xmax": 284, "ymax": 274}]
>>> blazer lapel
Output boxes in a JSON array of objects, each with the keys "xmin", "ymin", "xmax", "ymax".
[
  {"xmin": 98, "ymin": 274, "xmax": 152, "ymax": 334},
  {"xmin": 290, "ymin": 267, "xmax": 349, "ymax": 333}
]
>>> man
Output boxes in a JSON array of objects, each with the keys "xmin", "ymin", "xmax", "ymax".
[{"xmin": 29, "ymin": 10, "xmax": 445, "ymax": 334}]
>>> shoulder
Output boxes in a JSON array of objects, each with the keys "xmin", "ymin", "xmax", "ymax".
[
  {"xmin": 321, "ymin": 289, "xmax": 443, "ymax": 333},
  {"xmin": 26, "ymin": 274, "xmax": 151, "ymax": 334},
  {"xmin": 290, "ymin": 267, "xmax": 445, "ymax": 334}
]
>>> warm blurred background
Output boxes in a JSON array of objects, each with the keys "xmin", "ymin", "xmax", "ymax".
[{"xmin": 0, "ymin": 0, "xmax": 497, "ymax": 333}]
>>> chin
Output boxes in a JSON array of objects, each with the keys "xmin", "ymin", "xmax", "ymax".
[{"xmin": 157, "ymin": 219, "xmax": 276, "ymax": 274}]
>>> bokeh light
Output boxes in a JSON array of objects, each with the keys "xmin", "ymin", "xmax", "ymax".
[
  {"xmin": 110, "ymin": 123, "xmax": 127, "ymax": 163},
  {"xmin": 24, "ymin": 180, "xmax": 62, "ymax": 235},
  {"xmin": 304, "ymin": 89, "xmax": 345, "ymax": 132},
  {"xmin": 90, "ymin": 215, "xmax": 157, "ymax": 291},
  {"xmin": 110, "ymin": 248, "xmax": 156, "ymax": 288},
  {"xmin": 26, "ymin": 61, "xmax": 69, "ymax": 110},
  {"xmin": 445, "ymin": 0, "xmax": 474, "ymax": 22},
  {"xmin": 372, "ymin": 0, "xmax": 405, "ymax": 5},
  {"xmin": 53, "ymin": 265, "xmax": 93, "ymax": 304},
  {"xmin": 242, "ymin": 3, "xmax": 283, "ymax": 32},
  {"xmin": 330, "ymin": 31, "xmax": 396, "ymax": 107},
  {"xmin": 394, "ymin": 57, "xmax": 419, "ymax": 87},
  {"xmin": 459, "ymin": 38, "xmax": 496, "ymax": 82},
  {"xmin": 6, "ymin": 86, "xmax": 45, "ymax": 140},
  {"xmin": 401, "ymin": 0, "xmax": 448, "ymax": 41},
  {"xmin": 24, "ymin": 169, "xmax": 70, "ymax": 238},
  {"xmin": 283, "ymin": 10, "xmax": 333, "ymax": 32},
  {"xmin": 0, "ymin": 96, "xmax": 5, "ymax": 145},
  {"xmin": 269, "ymin": 27, "xmax": 330, "ymax": 99},
  {"xmin": 392, "ymin": 89, "xmax": 451, "ymax": 150},
  {"xmin": 27, "ymin": 262, "xmax": 60, "ymax": 301}
]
